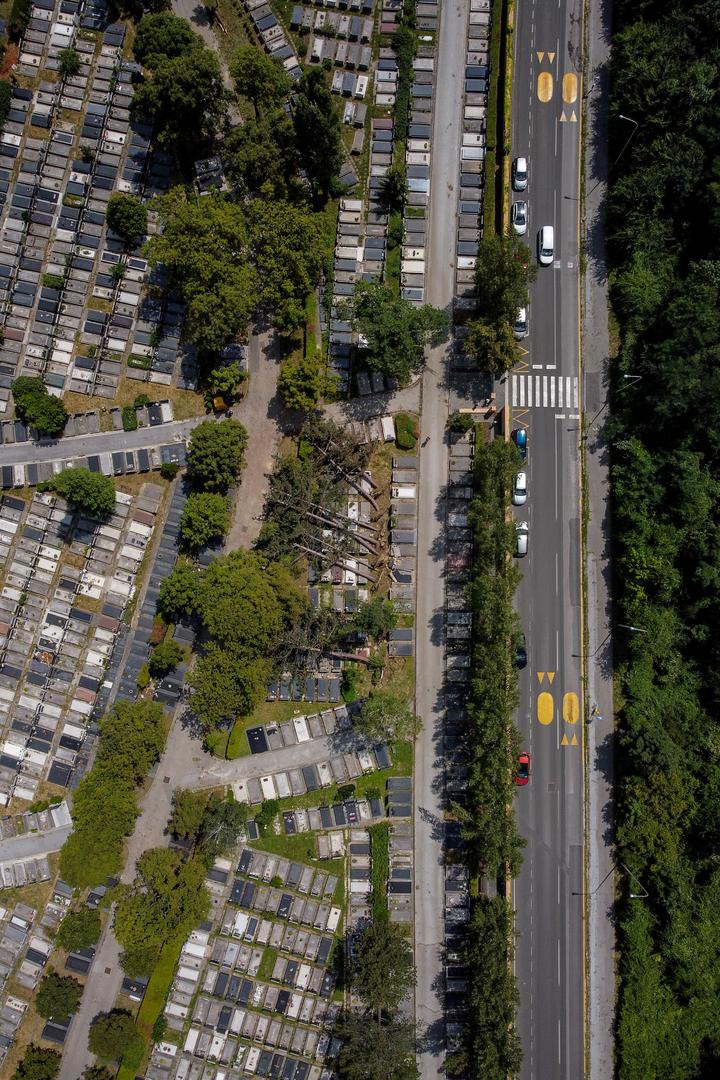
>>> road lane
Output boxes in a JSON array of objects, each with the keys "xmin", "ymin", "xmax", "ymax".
[{"xmin": 510, "ymin": 0, "xmax": 585, "ymax": 1076}]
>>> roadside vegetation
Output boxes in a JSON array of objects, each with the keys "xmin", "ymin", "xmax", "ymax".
[
  {"xmin": 607, "ymin": 1, "xmax": 720, "ymax": 1077},
  {"xmin": 451, "ymin": 435, "xmax": 524, "ymax": 1077}
]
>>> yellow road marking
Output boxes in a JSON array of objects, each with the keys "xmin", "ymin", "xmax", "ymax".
[
  {"xmin": 548, "ymin": 51, "xmax": 556, "ymax": 63},
  {"xmin": 537, "ymin": 72, "xmax": 553, "ymax": 103},
  {"xmin": 563, "ymin": 692, "xmax": 579, "ymax": 724},
  {"xmin": 537, "ymin": 692, "xmax": 554, "ymax": 725},
  {"xmin": 569, "ymin": 110, "xmax": 577, "ymax": 122},
  {"xmin": 536, "ymin": 50, "xmax": 545, "ymax": 63},
  {"xmin": 562, "ymin": 72, "xmax": 578, "ymax": 103},
  {"xmin": 547, "ymin": 671, "xmax": 556, "ymax": 684},
  {"xmin": 536, "ymin": 671, "xmax": 545, "ymax": 684},
  {"xmin": 560, "ymin": 111, "xmax": 567, "ymax": 122},
  {"xmin": 571, "ymin": 733, "xmax": 578, "ymax": 746},
  {"xmin": 561, "ymin": 733, "xmax": 569, "ymax": 746}
]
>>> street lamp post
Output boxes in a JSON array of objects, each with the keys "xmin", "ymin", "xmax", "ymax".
[
  {"xmin": 617, "ymin": 623, "xmax": 647, "ymax": 634},
  {"xmin": 584, "ymin": 113, "xmax": 640, "ymax": 199},
  {"xmin": 573, "ymin": 862, "xmax": 648, "ymax": 899},
  {"xmin": 585, "ymin": 373, "xmax": 642, "ymax": 432}
]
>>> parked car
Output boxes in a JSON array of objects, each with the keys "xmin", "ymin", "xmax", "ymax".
[
  {"xmin": 512, "ymin": 156, "xmax": 528, "ymax": 190},
  {"xmin": 511, "ymin": 200, "xmax": 528, "ymax": 235},
  {"xmin": 514, "ymin": 633, "xmax": 528, "ymax": 669},
  {"xmin": 513, "ymin": 471, "xmax": 528, "ymax": 505},
  {"xmin": 514, "ymin": 307, "xmax": 529, "ymax": 339},
  {"xmin": 512, "ymin": 427, "xmax": 528, "ymax": 460},
  {"xmin": 515, "ymin": 752, "xmax": 531, "ymax": 785},
  {"xmin": 538, "ymin": 225, "xmax": 555, "ymax": 266},
  {"xmin": 515, "ymin": 521, "xmax": 529, "ymax": 557}
]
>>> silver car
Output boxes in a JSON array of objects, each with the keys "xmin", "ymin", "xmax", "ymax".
[
  {"xmin": 512, "ymin": 156, "xmax": 528, "ymax": 191},
  {"xmin": 511, "ymin": 200, "xmax": 528, "ymax": 235},
  {"xmin": 513, "ymin": 472, "xmax": 528, "ymax": 505},
  {"xmin": 515, "ymin": 521, "xmax": 529, "ymax": 557},
  {"xmin": 513, "ymin": 307, "xmax": 528, "ymax": 339}
]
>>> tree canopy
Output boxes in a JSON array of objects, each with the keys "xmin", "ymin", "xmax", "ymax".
[
  {"xmin": 179, "ymin": 491, "xmax": 231, "ymax": 551},
  {"xmin": 106, "ymin": 193, "xmax": 148, "ymax": 245},
  {"xmin": 293, "ymin": 68, "xmax": 343, "ymax": 200},
  {"xmin": 231, "ymin": 45, "xmax": 291, "ymax": 118},
  {"xmin": 472, "ymin": 231, "xmax": 535, "ymax": 323},
  {"xmin": 58, "ymin": 47, "xmax": 80, "ymax": 78},
  {"xmin": 11, "ymin": 1046, "xmax": 61, "ymax": 1080},
  {"xmin": 343, "ymin": 281, "xmax": 448, "ymax": 386},
  {"xmin": 132, "ymin": 46, "xmax": 226, "ymax": 149},
  {"xmin": 157, "ymin": 562, "xmax": 202, "ymax": 622},
  {"xmin": 12, "ymin": 376, "xmax": 68, "ymax": 436},
  {"xmin": 88, "ymin": 1010, "xmax": 143, "ymax": 1063},
  {"xmin": 114, "ymin": 849, "xmax": 210, "ymax": 974},
  {"xmin": 40, "ymin": 467, "xmax": 115, "ymax": 517},
  {"xmin": 55, "ymin": 907, "xmax": 101, "ymax": 952},
  {"xmin": 335, "ymin": 1016, "xmax": 418, "ymax": 1080},
  {"xmin": 186, "ymin": 419, "xmax": 247, "ymax": 493},
  {"xmin": 351, "ymin": 921, "xmax": 415, "ymax": 1017},
  {"xmin": 148, "ymin": 637, "xmax": 184, "ymax": 677},
  {"xmin": 354, "ymin": 598, "xmax": 397, "ymax": 640},
  {"xmin": 133, "ymin": 12, "xmax": 200, "ymax": 68},
  {"xmin": 35, "ymin": 973, "xmax": 83, "ymax": 1022},
  {"xmin": 355, "ymin": 690, "xmax": 420, "ymax": 743}
]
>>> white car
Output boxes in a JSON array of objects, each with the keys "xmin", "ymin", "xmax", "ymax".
[
  {"xmin": 513, "ymin": 307, "xmax": 528, "ymax": 339},
  {"xmin": 512, "ymin": 156, "xmax": 528, "ymax": 191},
  {"xmin": 513, "ymin": 472, "xmax": 528, "ymax": 505},
  {"xmin": 515, "ymin": 521, "xmax": 529, "ymax": 557},
  {"xmin": 511, "ymin": 201, "xmax": 527, "ymax": 235},
  {"xmin": 538, "ymin": 225, "xmax": 555, "ymax": 266}
]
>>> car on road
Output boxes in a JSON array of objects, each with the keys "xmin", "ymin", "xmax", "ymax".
[
  {"xmin": 514, "ymin": 633, "xmax": 528, "ymax": 668},
  {"xmin": 512, "ymin": 156, "xmax": 528, "ymax": 190},
  {"xmin": 515, "ymin": 521, "xmax": 529, "ymax": 557},
  {"xmin": 513, "ymin": 307, "xmax": 529, "ymax": 339},
  {"xmin": 515, "ymin": 752, "xmax": 531, "ymax": 785},
  {"xmin": 538, "ymin": 225, "xmax": 555, "ymax": 265},
  {"xmin": 511, "ymin": 200, "xmax": 528, "ymax": 235},
  {"xmin": 513, "ymin": 471, "xmax": 528, "ymax": 505},
  {"xmin": 512, "ymin": 427, "xmax": 528, "ymax": 460}
]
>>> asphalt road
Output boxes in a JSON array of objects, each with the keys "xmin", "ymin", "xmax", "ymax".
[
  {"xmin": 508, "ymin": 0, "xmax": 585, "ymax": 1077},
  {"xmin": 414, "ymin": 2, "xmax": 469, "ymax": 1078},
  {"xmin": 0, "ymin": 417, "xmax": 202, "ymax": 465}
]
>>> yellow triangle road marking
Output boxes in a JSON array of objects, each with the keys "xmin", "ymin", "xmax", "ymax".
[
  {"xmin": 548, "ymin": 51, "xmax": 556, "ymax": 63},
  {"xmin": 517, "ymin": 345, "xmax": 529, "ymax": 357},
  {"xmin": 561, "ymin": 734, "xmax": 569, "ymax": 746},
  {"xmin": 547, "ymin": 672, "xmax": 556, "ymax": 684},
  {"xmin": 571, "ymin": 734, "xmax": 578, "ymax": 746},
  {"xmin": 537, "ymin": 51, "xmax": 545, "ymax": 63},
  {"xmin": 560, "ymin": 111, "xmax": 567, "ymax": 122},
  {"xmin": 570, "ymin": 110, "xmax": 577, "ymax": 122},
  {"xmin": 536, "ymin": 672, "xmax": 545, "ymax": 685}
]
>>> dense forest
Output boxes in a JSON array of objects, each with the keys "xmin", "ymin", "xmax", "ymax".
[{"xmin": 607, "ymin": 1, "xmax": 720, "ymax": 1077}]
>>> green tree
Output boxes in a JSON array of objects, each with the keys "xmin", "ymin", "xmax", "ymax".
[
  {"xmin": 246, "ymin": 200, "xmax": 326, "ymax": 333},
  {"xmin": 35, "ymin": 973, "xmax": 83, "ymax": 1022},
  {"xmin": 186, "ymin": 419, "xmax": 248, "ymax": 493},
  {"xmin": 463, "ymin": 316, "xmax": 519, "ymax": 374},
  {"xmin": 356, "ymin": 690, "xmax": 420, "ymax": 743},
  {"xmin": 230, "ymin": 45, "xmax": 291, "ymax": 118},
  {"xmin": 88, "ymin": 1010, "xmax": 143, "ymax": 1063},
  {"xmin": 40, "ymin": 467, "xmax": 115, "ymax": 517},
  {"xmin": 474, "ymin": 231, "xmax": 535, "ymax": 323},
  {"xmin": 277, "ymin": 352, "xmax": 329, "ymax": 411},
  {"xmin": 179, "ymin": 491, "xmax": 231, "ymax": 550},
  {"xmin": 96, "ymin": 700, "xmax": 167, "ymax": 784},
  {"xmin": 188, "ymin": 646, "xmax": 270, "ymax": 731},
  {"xmin": 344, "ymin": 281, "xmax": 448, "ymax": 386},
  {"xmin": 55, "ymin": 907, "xmax": 102, "ymax": 952},
  {"xmin": 132, "ymin": 47, "xmax": 226, "ymax": 148},
  {"xmin": 205, "ymin": 360, "xmax": 246, "ymax": 404},
  {"xmin": 12, "ymin": 376, "xmax": 68, "ymax": 436},
  {"xmin": 198, "ymin": 793, "xmax": 248, "ymax": 858},
  {"xmin": 157, "ymin": 562, "xmax": 202, "ymax": 622},
  {"xmin": 293, "ymin": 67, "xmax": 343, "ymax": 200},
  {"xmin": 169, "ymin": 788, "xmax": 209, "ymax": 839},
  {"xmin": 11, "ymin": 1045, "xmax": 61, "ymax": 1080},
  {"xmin": 58, "ymin": 47, "xmax": 80, "ymax": 79},
  {"xmin": 133, "ymin": 12, "xmax": 200, "ymax": 68},
  {"xmin": 106, "ymin": 193, "xmax": 148, "ymax": 245},
  {"xmin": 335, "ymin": 1017, "xmax": 418, "ymax": 1080},
  {"xmin": 145, "ymin": 190, "xmax": 256, "ymax": 352},
  {"xmin": 148, "ymin": 638, "xmax": 185, "ymax": 677},
  {"xmin": 114, "ymin": 849, "xmax": 210, "ymax": 974},
  {"xmin": 223, "ymin": 112, "xmax": 298, "ymax": 198},
  {"xmin": 354, "ymin": 598, "xmax": 397, "ymax": 640},
  {"xmin": 82, "ymin": 1069, "xmax": 114, "ymax": 1080},
  {"xmin": 351, "ymin": 921, "xmax": 415, "ymax": 1017}
]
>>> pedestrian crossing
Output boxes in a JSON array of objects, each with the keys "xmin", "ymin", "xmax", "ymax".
[{"xmin": 511, "ymin": 373, "xmax": 579, "ymax": 411}]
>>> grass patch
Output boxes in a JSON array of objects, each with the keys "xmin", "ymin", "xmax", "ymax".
[
  {"xmin": 483, "ymin": 0, "xmax": 506, "ymax": 235},
  {"xmin": 369, "ymin": 822, "xmax": 390, "ymax": 922},
  {"xmin": 257, "ymin": 946, "xmax": 278, "ymax": 981},
  {"xmin": 117, "ymin": 934, "xmax": 185, "ymax": 1080},
  {"xmin": 394, "ymin": 411, "xmax": 418, "ymax": 450}
]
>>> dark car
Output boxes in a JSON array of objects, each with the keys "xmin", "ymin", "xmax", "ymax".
[
  {"xmin": 512, "ymin": 427, "xmax": 528, "ymax": 461},
  {"xmin": 514, "ymin": 633, "xmax": 527, "ymax": 669},
  {"xmin": 516, "ymin": 752, "xmax": 531, "ymax": 786}
]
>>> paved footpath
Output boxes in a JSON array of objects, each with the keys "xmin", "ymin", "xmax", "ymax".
[{"xmin": 0, "ymin": 417, "xmax": 202, "ymax": 466}]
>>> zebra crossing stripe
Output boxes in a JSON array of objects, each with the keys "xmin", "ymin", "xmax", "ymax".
[{"xmin": 511, "ymin": 374, "xmax": 579, "ymax": 409}]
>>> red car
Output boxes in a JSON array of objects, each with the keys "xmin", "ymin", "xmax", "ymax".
[{"xmin": 515, "ymin": 752, "xmax": 531, "ymax": 786}]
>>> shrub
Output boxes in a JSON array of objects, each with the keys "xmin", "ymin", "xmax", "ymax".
[
  {"xmin": 121, "ymin": 405, "xmax": 138, "ymax": 432},
  {"xmin": 42, "ymin": 273, "xmax": 65, "ymax": 290},
  {"xmin": 394, "ymin": 412, "xmax": 418, "ymax": 449}
]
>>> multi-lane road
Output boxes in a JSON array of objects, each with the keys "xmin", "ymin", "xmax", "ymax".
[{"xmin": 509, "ymin": 0, "xmax": 585, "ymax": 1078}]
